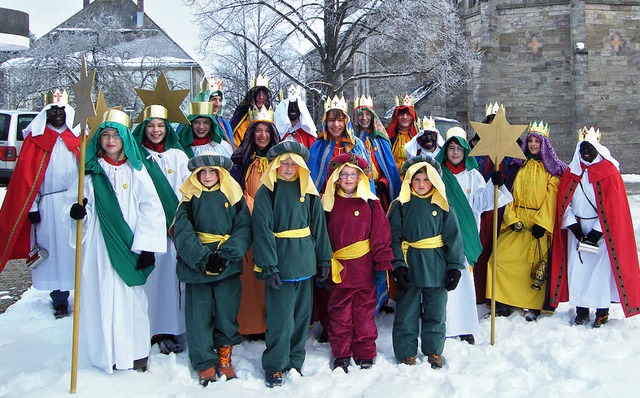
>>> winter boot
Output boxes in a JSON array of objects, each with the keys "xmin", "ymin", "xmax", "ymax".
[
  {"xmin": 427, "ymin": 354, "xmax": 444, "ymax": 369},
  {"xmin": 355, "ymin": 359, "xmax": 374, "ymax": 369},
  {"xmin": 216, "ymin": 345, "xmax": 237, "ymax": 379},
  {"xmin": 593, "ymin": 308, "xmax": 609, "ymax": 328},
  {"xmin": 53, "ymin": 303, "xmax": 69, "ymax": 319},
  {"xmin": 495, "ymin": 302, "xmax": 513, "ymax": 317},
  {"xmin": 133, "ymin": 357, "xmax": 148, "ymax": 372},
  {"xmin": 317, "ymin": 328, "xmax": 329, "ymax": 343},
  {"xmin": 199, "ymin": 367, "xmax": 217, "ymax": 387},
  {"xmin": 524, "ymin": 309, "xmax": 540, "ymax": 322},
  {"xmin": 401, "ymin": 356, "xmax": 416, "ymax": 366},
  {"xmin": 333, "ymin": 357, "xmax": 350, "ymax": 373},
  {"xmin": 574, "ymin": 307, "xmax": 590, "ymax": 325},
  {"xmin": 265, "ymin": 371, "xmax": 284, "ymax": 388}
]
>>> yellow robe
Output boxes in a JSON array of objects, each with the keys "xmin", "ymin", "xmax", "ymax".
[
  {"xmin": 487, "ymin": 159, "xmax": 559, "ymax": 310},
  {"xmin": 391, "ymin": 131, "xmax": 411, "ymax": 172}
]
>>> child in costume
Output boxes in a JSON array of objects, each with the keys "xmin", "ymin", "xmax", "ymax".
[
  {"xmin": 177, "ymin": 101, "xmax": 233, "ymax": 158},
  {"xmin": 388, "ymin": 154, "xmax": 465, "ymax": 369},
  {"xmin": 321, "ymin": 153, "xmax": 393, "ymax": 373},
  {"xmin": 172, "ymin": 152, "xmax": 252, "ymax": 386},
  {"xmin": 252, "ymin": 141, "xmax": 333, "ymax": 387}
]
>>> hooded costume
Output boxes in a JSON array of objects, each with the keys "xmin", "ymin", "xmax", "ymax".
[
  {"xmin": 177, "ymin": 101, "xmax": 233, "ymax": 158},
  {"xmin": 386, "ymin": 96, "xmax": 419, "ymax": 171},
  {"xmin": 404, "ymin": 116, "xmax": 445, "ymax": 162},
  {"xmin": 193, "ymin": 77, "xmax": 234, "ymax": 148},
  {"xmin": 273, "ymin": 85, "xmax": 317, "ymax": 148},
  {"xmin": 230, "ymin": 75, "xmax": 272, "ymax": 148}
]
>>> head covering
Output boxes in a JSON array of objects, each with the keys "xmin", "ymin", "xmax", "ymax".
[
  {"xmin": 354, "ymin": 97, "xmax": 390, "ymax": 142},
  {"xmin": 386, "ymin": 105, "xmax": 418, "ymax": 140},
  {"xmin": 317, "ymin": 108, "xmax": 358, "ymax": 153},
  {"xmin": 405, "ymin": 116, "xmax": 445, "ymax": 158},
  {"xmin": 131, "ymin": 105, "xmax": 183, "ymax": 151},
  {"xmin": 512, "ymin": 121, "xmax": 566, "ymax": 177},
  {"xmin": 261, "ymin": 141, "xmax": 317, "ymax": 197},
  {"xmin": 321, "ymin": 153, "xmax": 378, "ymax": 211},
  {"xmin": 434, "ymin": 134, "xmax": 478, "ymax": 171},
  {"xmin": 274, "ymin": 87, "xmax": 317, "ymax": 139},
  {"xmin": 22, "ymin": 103, "xmax": 80, "ymax": 138},
  {"xmin": 177, "ymin": 102, "xmax": 227, "ymax": 148},
  {"xmin": 230, "ymin": 119, "xmax": 280, "ymax": 190},
  {"xmin": 568, "ymin": 126, "xmax": 619, "ymax": 174},
  {"xmin": 230, "ymin": 85, "xmax": 272, "ymax": 131},
  {"xmin": 86, "ymin": 109, "xmax": 143, "ymax": 172},
  {"xmin": 180, "ymin": 152, "xmax": 243, "ymax": 204},
  {"xmin": 398, "ymin": 154, "xmax": 448, "ymax": 210},
  {"xmin": 193, "ymin": 77, "xmax": 225, "ymax": 109}
]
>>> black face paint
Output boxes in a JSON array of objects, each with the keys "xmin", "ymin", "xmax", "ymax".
[
  {"xmin": 418, "ymin": 131, "xmax": 437, "ymax": 150},
  {"xmin": 287, "ymin": 100, "xmax": 300, "ymax": 122},
  {"xmin": 579, "ymin": 141, "xmax": 598, "ymax": 163},
  {"xmin": 46, "ymin": 106, "xmax": 66, "ymax": 128}
]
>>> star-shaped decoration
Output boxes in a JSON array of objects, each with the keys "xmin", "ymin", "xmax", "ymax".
[
  {"xmin": 135, "ymin": 71, "xmax": 190, "ymax": 124},
  {"xmin": 469, "ymin": 106, "xmax": 527, "ymax": 165},
  {"xmin": 71, "ymin": 56, "xmax": 96, "ymax": 132},
  {"xmin": 87, "ymin": 89, "xmax": 123, "ymax": 140}
]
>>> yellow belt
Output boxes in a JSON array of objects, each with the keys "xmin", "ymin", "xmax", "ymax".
[
  {"xmin": 273, "ymin": 226, "xmax": 311, "ymax": 239},
  {"xmin": 331, "ymin": 239, "xmax": 371, "ymax": 284},
  {"xmin": 197, "ymin": 232, "xmax": 230, "ymax": 249},
  {"xmin": 401, "ymin": 235, "xmax": 444, "ymax": 263}
]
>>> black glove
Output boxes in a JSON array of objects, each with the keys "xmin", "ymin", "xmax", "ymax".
[
  {"xmin": 317, "ymin": 266, "xmax": 330, "ymax": 283},
  {"xmin": 567, "ymin": 223, "xmax": 584, "ymax": 242},
  {"xmin": 265, "ymin": 273, "xmax": 283, "ymax": 289},
  {"xmin": 28, "ymin": 211, "xmax": 41, "ymax": 224},
  {"xmin": 392, "ymin": 267, "xmax": 410, "ymax": 291},
  {"xmin": 444, "ymin": 269, "xmax": 462, "ymax": 291},
  {"xmin": 490, "ymin": 171, "xmax": 504, "ymax": 187},
  {"xmin": 510, "ymin": 221, "xmax": 524, "ymax": 232},
  {"xmin": 205, "ymin": 252, "xmax": 227, "ymax": 275},
  {"xmin": 136, "ymin": 251, "xmax": 155, "ymax": 270},
  {"xmin": 585, "ymin": 230, "xmax": 603, "ymax": 245},
  {"xmin": 531, "ymin": 224, "xmax": 546, "ymax": 239},
  {"xmin": 70, "ymin": 198, "xmax": 88, "ymax": 220}
]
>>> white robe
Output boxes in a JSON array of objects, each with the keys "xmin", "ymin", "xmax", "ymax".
[
  {"xmin": 192, "ymin": 140, "xmax": 232, "ymax": 158},
  {"xmin": 142, "ymin": 147, "xmax": 190, "ymax": 336},
  {"xmin": 30, "ymin": 127, "xmax": 78, "ymax": 291},
  {"xmin": 561, "ymin": 158, "xmax": 619, "ymax": 309},
  {"xmin": 446, "ymin": 168, "xmax": 513, "ymax": 337},
  {"xmin": 66, "ymin": 159, "xmax": 166, "ymax": 373}
]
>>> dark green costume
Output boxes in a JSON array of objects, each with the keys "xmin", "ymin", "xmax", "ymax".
[
  {"xmin": 252, "ymin": 179, "xmax": 332, "ymax": 374},
  {"xmin": 173, "ymin": 189, "xmax": 252, "ymax": 372},
  {"xmin": 387, "ymin": 195, "xmax": 465, "ymax": 360}
]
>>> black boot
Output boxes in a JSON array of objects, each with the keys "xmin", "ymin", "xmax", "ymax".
[
  {"xmin": 333, "ymin": 357, "xmax": 350, "ymax": 373},
  {"xmin": 593, "ymin": 308, "xmax": 609, "ymax": 328},
  {"xmin": 574, "ymin": 307, "xmax": 590, "ymax": 325}
]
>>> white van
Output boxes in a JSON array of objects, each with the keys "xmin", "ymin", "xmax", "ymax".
[{"xmin": 0, "ymin": 110, "xmax": 38, "ymax": 182}]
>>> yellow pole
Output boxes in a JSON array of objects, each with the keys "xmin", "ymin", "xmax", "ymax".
[
  {"xmin": 70, "ymin": 126, "xmax": 87, "ymax": 394},
  {"xmin": 490, "ymin": 158, "xmax": 499, "ymax": 346}
]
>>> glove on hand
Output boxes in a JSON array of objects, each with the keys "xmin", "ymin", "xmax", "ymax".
[
  {"xmin": 444, "ymin": 269, "xmax": 462, "ymax": 291},
  {"xmin": 70, "ymin": 198, "xmax": 88, "ymax": 220},
  {"xmin": 136, "ymin": 251, "xmax": 155, "ymax": 270},
  {"xmin": 28, "ymin": 211, "xmax": 41, "ymax": 224},
  {"xmin": 393, "ymin": 267, "xmax": 410, "ymax": 291},
  {"xmin": 265, "ymin": 273, "xmax": 283, "ymax": 289},
  {"xmin": 490, "ymin": 171, "xmax": 504, "ymax": 187},
  {"xmin": 510, "ymin": 222, "xmax": 524, "ymax": 232},
  {"xmin": 317, "ymin": 266, "xmax": 330, "ymax": 283},
  {"xmin": 374, "ymin": 271, "xmax": 387, "ymax": 286},
  {"xmin": 205, "ymin": 252, "xmax": 227, "ymax": 275},
  {"xmin": 531, "ymin": 224, "xmax": 546, "ymax": 239},
  {"xmin": 585, "ymin": 230, "xmax": 603, "ymax": 245},
  {"xmin": 567, "ymin": 223, "xmax": 584, "ymax": 242}
]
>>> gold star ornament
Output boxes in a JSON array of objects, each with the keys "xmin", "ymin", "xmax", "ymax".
[
  {"xmin": 71, "ymin": 56, "xmax": 96, "ymax": 132},
  {"xmin": 87, "ymin": 89, "xmax": 123, "ymax": 140},
  {"xmin": 135, "ymin": 71, "xmax": 190, "ymax": 124},
  {"xmin": 469, "ymin": 106, "xmax": 527, "ymax": 165}
]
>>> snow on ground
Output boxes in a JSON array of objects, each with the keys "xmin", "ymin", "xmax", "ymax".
[{"xmin": 1, "ymin": 188, "xmax": 640, "ymax": 397}]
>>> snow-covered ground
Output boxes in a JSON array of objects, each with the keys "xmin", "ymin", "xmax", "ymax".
[{"xmin": 1, "ymin": 181, "xmax": 640, "ymax": 398}]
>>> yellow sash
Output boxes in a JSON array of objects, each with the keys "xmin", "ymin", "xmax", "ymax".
[
  {"xmin": 331, "ymin": 239, "xmax": 371, "ymax": 284},
  {"xmin": 273, "ymin": 226, "xmax": 311, "ymax": 239},
  {"xmin": 197, "ymin": 232, "xmax": 230, "ymax": 249},
  {"xmin": 401, "ymin": 235, "xmax": 444, "ymax": 263}
]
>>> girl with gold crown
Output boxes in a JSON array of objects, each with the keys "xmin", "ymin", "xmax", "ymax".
[
  {"xmin": 64, "ymin": 109, "xmax": 167, "ymax": 373},
  {"xmin": 177, "ymin": 101, "xmax": 233, "ymax": 158}
]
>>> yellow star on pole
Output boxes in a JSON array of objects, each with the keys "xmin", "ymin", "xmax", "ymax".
[
  {"xmin": 135, "ymin": 71, "xmax": 190, "ymax": 124},
  {"xmin": 469, "ymin": 106, "xmax": 527, "ymax": 165},
  {"xmin": 71, "ymin": 56, "xmax": 96, "ymax": 132},
  {"xmin": 87, "ymin": 89, "xmax": 123, "ymax": 140}
]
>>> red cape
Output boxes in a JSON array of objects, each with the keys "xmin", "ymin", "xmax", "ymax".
[
  {"xmin": 0, "ymin": 127, "xmax": 79, "ymax": 273},
  {"xmin": 549, "ymin": 160, "xmax": 640, "ymax": 317}
]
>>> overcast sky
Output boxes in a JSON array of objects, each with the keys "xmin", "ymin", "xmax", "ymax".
[{"xmin": 0, "ymin": 0, "xmax": 204, "ymax": 68}]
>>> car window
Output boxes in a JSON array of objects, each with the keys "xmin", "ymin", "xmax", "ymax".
[
  {"xmin": 17, "ymin": 114, "xmax": 36, "ymax": 142},
  {"xmin": 0, "ymin": 114, "xmax": 9, "ymax": 141}
]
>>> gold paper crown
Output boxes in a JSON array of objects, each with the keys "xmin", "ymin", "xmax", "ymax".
[
  {"xmin": 324, "ymin": 94, "xmax": 348, "ymax": 113},
  {"xmin": 189, "ymin": 101, "xmax": 215, "ymax": 116},
  {"xmin": 354, "ymin": 95, "xmax": 374, "ymax": 109},
  {"xmin": 201, "ymin": 76, "xmax": 223, "ymax": 93},
  {"xmin": 44, "ymin": 89, "xmax": 69, "ymax": 105},
  {"xmin": 249, "ymin": 105, "xmax": 274, "ymax": 123},
  {"xmin": 485, "ymin": 102, "xmax": 504, "ymax": 116},
  {"xmin": 445, "ymin": 127, "xmax": 467, "ymax": 141},
  {"xmin": 578, "ymin": 126, "xmax": 601, "ymax": 142},
  {"xmin": 103, "ymin": 109, "xmax": 131, "ymax": 128},
  {"xmin": 528, "ymin": 120, "xmax": 550, "ymax": 138},
  {"xmin": 142, "ymin": 105, "xmax": 168, "ymax": 120},
  {"xmin": 420, "ymin": 116, "xmax": 437, "ymax": 131},
  {"xmin": 395, "ymin": 94, "xmax": 415, "ymax": 107},
  {"xmin": 251, "ymin": 74, "xmax": 269, "ymax": 89}
]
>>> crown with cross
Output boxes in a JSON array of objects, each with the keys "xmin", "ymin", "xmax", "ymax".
[
  {"xmin": 578, "ymin": 126, "xmax": 601, "ymax": 143},
  {"xmin": 44, "ymin": 89, "xmax": 69, "ymax": 105},
  {"xmin": 201, "ymin": 76, "xmax": 223, "ymax": 93},
  {"xmin": 325, "ymin": 94, "xmax": 348, "ymax": 113},
  {"xmin": 251, "ymin": 74, "xmax": 269, "ymax": 89},
  {"xmin": 420, "ymin": 116, "xmax": 437, "ymax": 132},
  {"xmin": 395, "ymin": 94, "xmax": 415, "ymax": 107},
  {"xmin": 281, "ymin": 84, "xmax": 303, "ymax": 102},
  {"xmin": 528, "ymin": 120, "xmax": 550, "ymax": 138},
  {"xmin": 354, "ymin": 95, "xmax": 374, "ymax": 109}
]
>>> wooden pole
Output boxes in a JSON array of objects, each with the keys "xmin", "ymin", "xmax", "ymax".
[{"xmin": 490, "ymin": 158, "xmax": 500, "ymax": 345}]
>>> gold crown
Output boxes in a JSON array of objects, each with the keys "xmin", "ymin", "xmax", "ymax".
[
  {"xmin": 325, "ymin": 94, "xmax": 348, "ymax": 113},
  {"xmin": 485, "ymin": 102, "xmax": 504, "ymax": 116},
  {"xmin": 354, "ymin": 95, "xmax": 374, "ymax": 109},
  {"xmin": 189, "ymin": 101, "xmax": 215, "ymax": 115},
  {"xmin": 44, "ymin": 89, "xmax": 69, "ymax": 105},
  {"xmin": 251, "ymin": 74, "xmax": 269, "ymax": 89},
  {"xmin": 142, "ymin": 105, "xmax": 168, "ymax": 120},
  {"xmin": 395, "ymin": 94, "xmax": 414, "ymax": 107},
  {"xmin": 201, "ymin": 76, "xmax": 223, "ymax": 93},
  {"xmin": 420, "ymin": 116, "xmax": 437, "ymax": 131},
  {"xmin": 528, "ymin": 120, "xmax": 550, "ymax": 138},
  {"xmin": 578, "ymin": 126, "xmax": 601, "ymax": 142},
  {"xmin": 249, "ymin": 105, "xmax": 274, "ymax": 123},
  {"xmin": 445, "ymin": 126, "xmax": 467, "ymax": 141},
  {"xmin": 103, "ymin": 109, "xmax": 131, "ymax": 128}
]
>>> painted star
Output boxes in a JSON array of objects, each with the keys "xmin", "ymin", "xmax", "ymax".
[
  {"xmin": 71, "ymin": 56, "xmax": 96, "ymax": 132},
  {"xmin": 469, "ymin": 106, "xmax": 527, "ymax": 165},
  {"xmin": 87, "ymin": 89, "xmax": 123, "ymax": 140},
  {"xmin": 135, "ymin": 71, "xmax": 190, "ymax": 124}
]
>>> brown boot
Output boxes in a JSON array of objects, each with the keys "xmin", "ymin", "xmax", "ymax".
[
  {"xmin": 198, "ymin": 367, "xmax": 217, "ymax": 387},
  {"xmin": 216, "ymin": 345, "xmax": 237, "ymax": 380}
]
